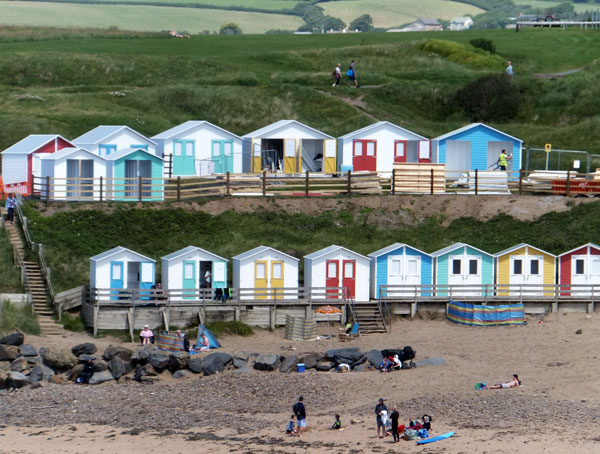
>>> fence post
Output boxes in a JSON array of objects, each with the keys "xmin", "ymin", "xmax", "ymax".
[
  {"xmin": 347, "ymin": 170, "xmax": 352, "ymax": 196},
  {"xmin": 99, "ymin": 176, "xmax": 103, "ymax": 202},
  {"xmin": 138, "ymin": 176, "xmax": 143, "ymax": 202},
  {"xmin": 177, "ymin": 176, "xmax": 181, "ymax": 201},
  {"xmin": 391, "ymin": 168, "xmax": 396, "ymax": 195},
  {"xmin": 46, "ymin": 176, "xmax": 50, "ymax": 201},
  {"xmin": 226, "ymin": 171, "xmax": 231, "ymax": 197},
  {"xmin": 519, "ymin": 170, "xmax": 523, "ymax": 195},
  {"xmin": 169, "ymin": 154, "xmax": 173, "ymax": 179},
  {"xmin": 305, "ymin": 170, "xmax": 309, "ymax": 197},
  {"xmin": 475, "ymin": 169, "xmax": 478, "ymax": 195},
  {"xmin": 430, "ymin": 168, "xmax": 434, "ymax": 195},
  {"xmin": 262, "ymin": 170, "xmax": 267, "ymax": 196},
  {"xmin": 566, "ymin": 170, "xmax": 571, "ymax": 197}
]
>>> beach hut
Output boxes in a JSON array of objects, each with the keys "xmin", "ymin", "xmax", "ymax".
[
  {"xmin": 232, "ymin": 246, "xmax": 299, "ymax": 300},
  {"xmin": 432, "ymin": 123, "xmax": 522, "ymax": 176},
  {"xmin": 495, "ymin": 243, "xmax": 556, "ymax": 296},
  {"xmin": 242, "ymin": 120, "xmax": 336, "ymax": 173},
  {"xmin": 304, "ymin": 245, "xmax": 370, "ymax": 302},
  {"xmin": 39, "ymin": 147, "xmax": 107, "ymax": 201},
  {"xmin": 105, "ymin": 148, "xmax": 164, "ymax": 201},
  {"xmin": 90, "ymin": 246, "xmax": 156, "ymax": 298},
  {"xmin": 432, "ymin": 243, "xmax": 494, "ymax": 296},
  {"xmin": 73, "ymin": 125, "xmax": 157, "ymax": 157},
  {"xmin": 368, "ymin": 243, "xmax": 433, "ymax": 299},
  {"xmin": 151, "ymin": 120, "xmax": 243, "ymax": 176},
  {"xmin": 558, "ymin": 243, "xmax": 600, "ymax": 296},
  {"xmin": 337, "ymin": 121, "xmax": 430, "ymax": 173},
  {"xmin": 1, "ymin": 134, "xmax": 73, "ymax": 194},
  {"xmin": 161, "ymin": 246, "xmax": 228, "ymax": 298}
]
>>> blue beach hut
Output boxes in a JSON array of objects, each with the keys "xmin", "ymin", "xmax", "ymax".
[
  {"xmin": 368, "ymin": 243, "xmax": 433, "ymax": 299},
  {"xmin": 105, "ymin": 148, "xmax": 164, "ymax": 201}
]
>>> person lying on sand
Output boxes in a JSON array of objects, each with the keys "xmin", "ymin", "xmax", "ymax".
[{"xmin": 486, "ymin": 374, "xmax": 521, "ymax": 389}]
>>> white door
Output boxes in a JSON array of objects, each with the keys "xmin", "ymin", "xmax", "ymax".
[
  {"xmin": 571, "ymin": 255, "xmax": 600, "ymax": 296},
  {"xmin": 510, "ymin": 256, "xmax": 526, "ymax": 296},
  {"xmin": 404, "ymin": 256, "xmax": 421, "ymax": 291},
  {"xmin": 527, "ymin": 256, "xmax": 544, "ymax": 295},
  {"xmin": 449, "ymin": 255, "xmax": 480, "ymax": 296},
  {"xmin": 387, "ymin": 256, "xmax": 403, "ymax": 296}
]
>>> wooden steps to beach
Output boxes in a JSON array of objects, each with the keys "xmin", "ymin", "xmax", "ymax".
[{"xmin": 352, "ymin": 303, "xmax": 387, "ymax": 334}]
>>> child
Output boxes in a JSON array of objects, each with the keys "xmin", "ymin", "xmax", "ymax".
[
  {"xmin": 380, "ymin": 357, "xmax": 390, "ymax": 372},
  {"xmin": 330, "ymin": 414, "xmax": 341, "ymax": 430},
  {"xmin": 286, "ymin": 414, "xmax": 298, "ymax": 436}
]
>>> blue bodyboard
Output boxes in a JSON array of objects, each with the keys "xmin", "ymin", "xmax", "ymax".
[{"xmin": 416, "ymin": 431, "xmax": 454, "ymax": 445}]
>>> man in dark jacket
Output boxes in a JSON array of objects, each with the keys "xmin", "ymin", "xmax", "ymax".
[
  {"xmin": 292, "ymin": 396, "xmax": 306, "ymax": 436},
  {"xmin": 375, "ymin": 398, "xmax": 387, "ymax": 438}
]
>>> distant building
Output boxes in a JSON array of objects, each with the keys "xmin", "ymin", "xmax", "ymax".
[
  {"xmin": 415, "ymin": 18, "xmax": 443, "ymax": 31},
  {"xmin": 449, "ymin": 16, "xmax": 473, "ymax": 31}
]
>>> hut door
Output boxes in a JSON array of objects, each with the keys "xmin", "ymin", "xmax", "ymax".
[
  {"xmin": 182, "ymin": 261, "xmax": 196, "ymax": 299},
  {"xmin": 173, "ymin": 140, "xmax": 195, "ymax": 176},
  {"xmin": 527, "ymin": 256, "xmax": 544, "ymax": 295},
  {"xmin": 326, "ymin": 260, "xmax": 339, "ymax": 299},
  {"xmin": 352, "ymin": 140, "xmax": 376, "ymax": 171},
  {"xmin": 387, "ymin": 256, "xmax": 403, "ymax": 297},
  {"xmin": 212, "ymin": 140, "xmax": 233, "ymax": 174},
  {"xmin": 254, "ymin": 261, "xmax": 268, "ymax": 298},
  {"xmin": 324, "ymin": 139, "xmax": 336, "ymax": 173},
  {"xmin": 404, "ymin": 256, "xmax": 421, "ymax": 289},
  {"xmin": 271, "ymin": 261, "xmax": 284, "ymax": 299},
  {"xmin": 394, "ymin": 141, "xmax": 407, "ymax": 163},
  {"xmin": 342, "ymin": 260, "xmax": 356, "ymax": 299},
  {"xmin": 110, "ymin": 261, "xmax": 124, "ymax": 300},
  {"xmin": 283, "ymin": 139, "xmax": 297, "ymax": 173}
]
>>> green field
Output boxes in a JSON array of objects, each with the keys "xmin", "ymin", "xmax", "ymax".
[
  {"xmin": 320, "ymin": 0, "xmax": 484, "ymax": 29},
  {"xmin": 513, "ymin": 0, "xmax": 600, "ymax": 13},
  {"xmin": 0, "ymin": 2, "xmax": 304, "ymax": 34},
  {"xmin": 71, "ymin": 0, "xmax": 300, "ymax": 7}
]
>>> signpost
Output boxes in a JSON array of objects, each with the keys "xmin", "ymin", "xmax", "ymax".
[{"xmin": 545, "ymin": 143, "xmax": 551, "ymax": 170}]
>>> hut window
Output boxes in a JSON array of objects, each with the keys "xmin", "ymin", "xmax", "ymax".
[
  {"xmin": 344, "ymin": 262, "xmax": 354, "ymax": 278},
  {"xmin": 353, "ymin": 141, "xmax": 363, "ymax": 156},
  {"xmin": 468, "ymin": 259, "xmax": 478, "ymax": 275},
  {"xmin": 174, "ymin": 141, "xmax": 182, "ymax": 156},
  {"xmin": 184, "ymin": 263, "xmax": 194, "ymax": 279},
  {"xmin": 407, "ymin": 259, "xmax": 418, "ymax": 276},
  {"xmin": 530, "ymin": 260, "xmax": 540, "ymax": 275},
  {"xmin": 452, "ymin": 259, "xmax": 461, "ymax": 275},
  {"xmin": 272, "ymin": 263, "xmax": 282, "ymax": 279},
  {"xmin": 256, "ymin": 263, "xmax": 265, "ymax": 279},
  {"xmin": 111, "ymin": 263, "xmax": 122, "ymax": 280},
  {"xmin": 224, "ymin": 142, "xmax": 232, "ymax": 156},
  {"xmin": 513, "ymin": 259, "xmax": 523, "ymax": 275},
  {"xmin": 390, "ymin": 259, "xmax": 401, "ymax": 275},
  {"xmin": 366, "ymin": 141, "xmax": 375, "ymax": 156},
  {"xmin": 327, "ymin": 262, "xmax": 338, "ymax": 277},
  {"xmin": 575, "ymin": 259, "xmax": 585, "ymax": 275}
]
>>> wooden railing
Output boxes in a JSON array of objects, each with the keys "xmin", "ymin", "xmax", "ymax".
[{"xmin": 33, "ymin": 176, "xmax": 164, "ymax": 201}]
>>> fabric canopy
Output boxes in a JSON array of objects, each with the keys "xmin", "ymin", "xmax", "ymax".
[
  {"xmin": 447, "ymin": 301, "xmax": 525, "ymax": 326},
  {"xmin": 196, "ymin": 324, "xmax": 220, "ymax": 349}
]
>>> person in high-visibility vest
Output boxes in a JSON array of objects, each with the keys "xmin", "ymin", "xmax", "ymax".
[{"xmin": 499, "ymin": 149, "xmax": 509, "ymax": 171}]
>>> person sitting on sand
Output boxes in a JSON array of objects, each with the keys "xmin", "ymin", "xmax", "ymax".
[
  {"xmin": 390, "ymin": 355, "xmax": 402, "ymax": 371},
  {"xmin": 330, "ymin": 414, "xmax": 341, "ymax": 430},
  {"xmin": 140, "ymin": 325, "xmax": 154, "ymax": 345},
  {"xmin": 486, "ymin": 374, "xmax": 521, "ymax": 389},
  {"xmin": 198, "ymin": 332, "xmax": 210, "ymax": 351},
  {"xmin": 380, "ymin": 357, "xmax": 390, "ymax": 372},
  {"xmin": 286, "ymin": 414, "xmax": 298, "ymax": 436},
  {"xmin": 78, "ymin": 359, "xmax": 95, "ymax": 384}
]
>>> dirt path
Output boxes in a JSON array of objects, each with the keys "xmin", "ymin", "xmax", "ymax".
[{"xmin": 533, "ymin": 68, "xmax": 583, "ymax": 79}]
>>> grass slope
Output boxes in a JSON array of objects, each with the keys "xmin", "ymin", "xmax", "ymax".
[
  {"xmin": 512, "ymin": 0, "xmax": 600, "ymax": 13},
  {"xmin": 0, "ymin": 233, "xmax": 21, "ymax": 293},
  {"xmin": 0, "ymin": 2, "xmax": 304, "ymax": 34},
  {"xmin": 22, "ymin": 200, "xmax": 600, "ymax": 292}
]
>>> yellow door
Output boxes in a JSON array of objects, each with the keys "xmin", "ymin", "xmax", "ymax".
[
  {"xmin": 252, "ymin": 140, "xmax": 262, "ymax": 173},
  {"xmin": 324, "ymin": 139, "xmax": 337, "ymax": 173},
  {"xmin": 271, "ymin": 260, "xmax": 284, "ymax": 300},
  {"xmin": 254, "ymin": 260, "xmax": 268, "ymax": 299},
  {"xmin": 283, "ymin": 139, "xmax": 297, "ymax": 173}
]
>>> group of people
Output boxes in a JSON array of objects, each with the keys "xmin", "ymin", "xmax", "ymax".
[{"xmin": 332, "ymin": 60, "xmax": 359, "ymax": 88}]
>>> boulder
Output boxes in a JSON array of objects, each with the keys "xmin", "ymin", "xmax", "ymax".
[
  {"xmin": 0, "ymin": 345, "xmax": 20, "ymax": 361},
  {"xmin": 49, "ymin": 375, "xmax": 66, "ymax": 385},
  {"xmin": 78, "ymin": 354, "xmax": 97, "ymax": 362},
  {"xmin": 316, "ymin": 362, "xmax": 335, "ymax": 372},
  {"xmin": 279, "ymin": 354, "xmax": 297, "ymax": 373},
  {"xmin": 134, "ymin": 363, "xmax": 157, "ymax": 381},
  {"xmin": 89, "ymin": 370, "xmax": 114, "ymax": 385},
  {"xmin": 7, "ymin": 371, "xmax": 28, "ymax": 389},
  {"xmin": 102, "ymin": 345, "xmax": 133, "ymax": 362},
  {"xmin": 353, "ymin": 364, "xmax": 366, "ymax": 372},
  {"xmin": 168, "ymin": 352, "xmax": 189, "ymax": 372},
  {"xmin": 19, "ymin": 344, "xmax": 37, "ymax": 357},
  {"xmin": 0, "ymin": 333, "xmax": 24, "ymax": 346},
  {"xmin": 132, "ymin": 345, "xmax": 157, "ymax": 364},
  {"xmin": 108, "ymin": 356, "xmax": 133, "ymax": 380},
  {"xmin": 254, "ymin": 354, "xmax": 281, "ymax": 371},
  {"xmin": 301, "ymin": 354, "xmax": 318, "ymax": 370},
  {"xmin": 233, "ymin": 357, "xmax": 247, "ymax": 369},
  {"xmin": 326, "ymin": 347, "xmax": 363, "ymax": 365},
  {"xmin": 94, "ymin": 360, "xmax": 108, "ymax": 372},
  {"xmin": 10, "ymin": 357, "xmax": 29, "ymax": 373},
  {"xmin": 172, "ymin": 370, "xmax": 187, "ymax": 379},
  {"xmin": 42, "ymin": 347, "xmax": 77, "ymax": 370},
  {"xmin": 233, "ymin": 351, "xmax": 250, "ymax": 362},
  {"xmin": 0, "ymin": 361, "xmax": 10, "ymax": 373},
  {"xmin": 202, "ymin": 354, "xmax": 225, "ymax": 376},
  {"xmin": 206, "ymin": 352, "xmax": 232, "ymax": 367},
  {"xmin": 148, "ymin": 351, "xmax": 169, "ymax": 371},
  {"xmin": 71, "ymin": 343, "xmax": 97, "ymax": 357},
  {"xmin": 188, "ymin": 356, "xmax": 203, "ymax": 374},
  {"xmin": 351, "ymin": 355, "xmax": 367, "ymax": 367},
  {"xmin": 366, "ymin": 349, "xmax": 384, "ymax": 370},
  {"xmin": 28, "ymin": 364, "xmax": 55, "ymax": 384},
  {"xmin": 67, "ymin": 364, "xmax": 83, "ymax": 382}
]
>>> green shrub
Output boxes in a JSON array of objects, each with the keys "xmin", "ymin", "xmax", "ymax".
[
  {"xmin": 0, "ymin": 301, "xmax": 41, "ymax": 336},
  {"xmin": 0, "ymin": 234, "xmax": 21, "ymax": 293},
  {"xmin": 418, "ymin": 39, "xmax": 504, "ymax": 69},
  {"xmin": 469, "ymin": 38, "xmax": 496, "ymax": 54},
  {"xmin": 206, "ymin": 321, "xmax": 254, "ymax": 337},
  {"xmin": 61, "ymin": 313, "xmax": 87, "ymax": 332}
]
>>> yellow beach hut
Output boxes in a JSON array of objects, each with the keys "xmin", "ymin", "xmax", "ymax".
[{"xmin": 494, "ymin": 243, "xmax": 556, "ymax": 297}]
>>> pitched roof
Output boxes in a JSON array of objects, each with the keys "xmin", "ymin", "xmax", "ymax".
[
  {"xmin": 151, "ymin": 120, "xmax": 241, "ymax": 141},
  {"xmin": 417, "ymin": 18, "xmax": 441, "ymax": 26},
  {"xmin": 161, "ymin": 246, "xmax": 227, "ymax": 262},
  {"xmin": 233, "ymin": 245, "xmax": 299, "ymax": 261},
  {"xmin": 242, "ymin": 120, "xmax": 334, "ymax": 140},
  {"xmin": 558, "ymin": 243, "xmax": 600, "ymax": 257},
  {"xmin": 2, "ymin": 135, "xmax": 72, "ymax": 155},
  {"xmin": 368, "ymin": 243, "xmax": 431, "ymax": 258},
  {"xmin": 39, "ymin": 147, "xmax": 105, "ymax": 161},
  {"xmin": 338, "ymin": 121, "xmax": 427, "ymax": 141},
  {"xmin": 494, "ymin": 243, "xmax": 556, "ymax": 258},
  {"xmin": 304, "ymin": 245, "xmax": 368, "ymax": 261},
  {"xmin": 74, "ymin": 126, "xmax": 156, "ymax": 146},
  {"xmin": 90, "ymin": 246, "xmax": 155, "ymax": 263},
  {"xmin": 433, "ymin": 123, "xmax": 523, "ymax": 143},
  {"xmin": 104, "ymin": 148, "xmax": 163, "ymax": 161},
  {"xmin": 431, "ymin": 242, "xmax": 492, "ymax": 258}
]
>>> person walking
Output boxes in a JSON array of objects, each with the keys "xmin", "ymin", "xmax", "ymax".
[
  {"xmin": 375, "ymin": 397, "xmax": 387, "ymax": 438},
  {"xmin": 390, "ymin": 406, "xmax": 400, "ymax": 442},
  {"xmin": 332, "ymin": 63, "xmax": 341, "ymax": 87},
  {"xmin": 5, "ymin": 193, "xmax": 17, "ymax": 224},
  {"xmin": 293, "ymin": 396, "xmax": 306, "ymax": 436},
  {"xmin": 505, "ymin": 60, "xmax": 513, "ymax": 78},
  {"xmin": 347, "ymin": 60, "xmax": 358, "ymax": 87},
  {"xmin": 499, "ymin": 149, "xmax": 510, "ymax": 171}
]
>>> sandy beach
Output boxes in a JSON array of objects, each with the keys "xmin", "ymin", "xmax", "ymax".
[{"xmin": 1, "ymin": 312, "xmax": 599, "ymax": 453}]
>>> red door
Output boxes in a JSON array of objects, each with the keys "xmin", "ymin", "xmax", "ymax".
[
  {"xmin": 326, "ymin": 260, "xmax": 339, "ymax": 299},
  {"xmin": 394, "ymin": 140, "xmax": 407, "ymax": 163},
  {"xmin": 342, "ymin": 260, "xmax": 356, "ymax": 299},
  {"xmin": 352, "ymin": 140, "xmax": 376, "ymax": 171}
]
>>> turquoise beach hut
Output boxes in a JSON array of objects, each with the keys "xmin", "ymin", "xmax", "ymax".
[
  {"xmin": 432, "ymin": 242, "xmax": 494, "ymax": 297},
  {"xmin": 106, "ymin": 148, "xmax": 164, "ymax": 201},
  {"xmin": 368, "ymin": 243, "xmax": 433, "ymax": 299}
]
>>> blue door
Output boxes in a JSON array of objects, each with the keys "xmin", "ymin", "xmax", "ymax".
[
  {"xmin": 140, "ymin": 261, "xmax": 155, "ymax": 300},
  {"xmin": 110, "ymin": 261, "xmax": 124, "ymax": 300},
  {"xmin": 182, "ymin": 260, "xmax": 196, "ymax": 299},
  {"xmin": 211, "ymin": 140, "xmax": 233, "ymax": 174},
  {"xmin": 173, "ymin": 140, "xmax": 195, "ymax": 176}
]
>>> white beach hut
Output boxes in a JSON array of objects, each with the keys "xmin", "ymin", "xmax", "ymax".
[{"xmin": 73, "ymin": 125, "xmax": 157, "ymax": 157}]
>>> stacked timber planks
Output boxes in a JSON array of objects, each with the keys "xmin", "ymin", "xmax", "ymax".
[{"xmin": 392, "ymin": 163, "xmax": 445, "ymax": 194}]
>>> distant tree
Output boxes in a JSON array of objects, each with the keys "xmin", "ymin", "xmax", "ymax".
[
  {"xmin": 219, "ymin": 23, "xmax": 243, "ymax": 35},
  {"xmin": 296, "ymin": 24, "xmax": 315, "ymax": 33},
  {"xmin": 349, "ymin": 14, "xmax": 374, "ymax": 32},
  {"xmin": 321, "ymin": 16, "xmax": 346, "ymax": 31}
]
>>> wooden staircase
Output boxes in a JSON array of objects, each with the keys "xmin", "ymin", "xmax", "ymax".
[
  {"xmin": 351, "ymin": 302, "xmax": 388, "ymax": 334},
  {"xmin": 2, "ymin": 209, "xmax": 64, "ymax": 336}
]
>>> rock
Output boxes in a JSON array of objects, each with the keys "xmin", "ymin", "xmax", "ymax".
[
  {"xmin": 234, "ymin": 351, "xmax": 250, "ymax": 362},
  {"xmin": 89, "ymin": 370, "xmax": 114, "ymax": 385},
  {"xmin": 30, "ymin": 381, "xmax": 45, "ymax": 389},
  {"xmin": 351, "ymin": 419, "xmax": 363, "ymax": 425},
  {"xmin": 235, "ymin": 366, "xmax": 250, "ymax": 373},
  {"xmin": 205, "ymin": 352, "xmax": 232, "ymax": 367},
  {"xmin": 302, "ymin": 354, "xmax": 318, "ymax": 369},
  {"xmin": 0, "ymin": 333, "xmax": 24, "ymax": 346},
  {"xmin": 78, "ymin": 354, "xmax": 97, "ymax": 362},
  {"xmin": 132, "ymin": 345, "xmax": 157, "ymax": 364},
  {"xmin": 188, "ymin": 356, "xmax": 204, "ymax": 374},
  {"xmin": 108, "ymin": 356, "xmax": 133, "ymax": 380},
  {"xmin": 233, "ymin": 357, "xmax": 247, "ymax": 369},
  {"xmin": 38, "ymin": 347, "xmax": 47, "ymax": 358},
  {"xmin": 7, "ymin": 371, "xmax": 28, "ymax": 388},
  {"xmin": 0, "ymin": 361, "xmax": 11, "ymax": 373},
  {"xmin": 19, "ymin": 344, "xmax": 37, "ymax": 357},
  {"xmin": 279, "ymin": 354, "xmax": 297, "ymax": 373},
  {"xmin": 71, "ymin": 343, "xmax": 97, "ymax": 357},
  {"xmin": 172, "ymin": 370, "xmax": 187, "ymax": 379},
  {"xmin": 134, "ymin": 363, "xmax": 158, "ymax": 381},
  {"xmin": 253, "ymin": 354, "xmax": 281, "ymax": 371},
  {"xmin": 316, "ymin": 362, "xmax": 335, "ymax": 371},
  {"xmin": 0, "ymin": 345, "xmax": 20, "ymax": 361},
  {"xmin": 49, "ymin": 375, "xmax": 66, "ymax": 385},
  {"xmin": 353, "ymin": 364, "xmax": 365, "ymax": 372},
  {"xmin": 575, "ymin": 329, "xmax": 583, "ymax": 334},
  {"xmin": 28, "ymin": 364, "xmax": 54, "ymax": 384},
  {"xmin": 94, "ymin": 360, "xmax": 108, "ymax": 372},
  {"xmin": 366, "ymin": 349, "xmax": 384, "ymax": 370},
  {"xmin": 202, "ymin": 354, "xmax": 225, "ymax": 376},
  {"xmin": 168, "ymin": 351, "xmax": 189, "ymax": 372},
  {"xmin": 148, "ymin": 351, "xmax": 169, "ymax": 371},
  {"xmin": 42, "ymin": 347, "xmax": 77, "ymax": 370},
  {"xmin": 326, "ymin": 347, "xmax": 363, "ymax": 365},
  {"xmin": 10, "ymin": 357, "xmax": 29, "ymax": 373},
  {"xmin": 67, "ymin": 364, "xmax": 83, "ymax": 382},
  {"xmin": 414, "ymin": 357, "xmax": 446, "ymax": 367},
  {"xmin": 102, "ymin": 345, "xmax": 133, "ymax": 362}
]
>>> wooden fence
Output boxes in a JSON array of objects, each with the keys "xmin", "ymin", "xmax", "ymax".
[{"xmin": 33, "ymin": 176, "xmax": 164, "ymax": 201}]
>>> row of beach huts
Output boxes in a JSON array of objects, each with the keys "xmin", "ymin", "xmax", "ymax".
[
  {"xmin": 1, "ymin": 120, "xmax": 523, "ymax": 200},
  {"xmin": 91, "ymin": 242, "xmax": 600, "ymax": 302}
]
